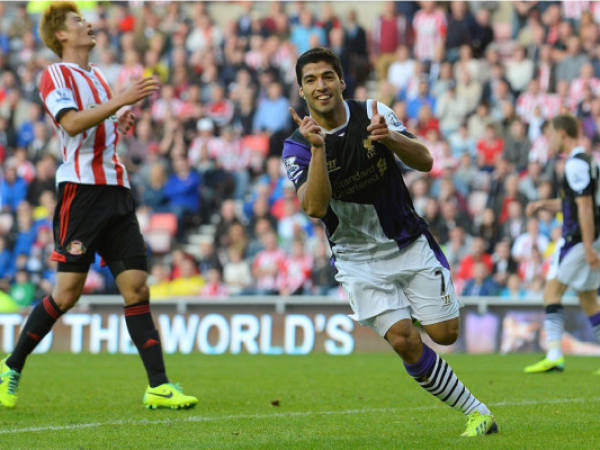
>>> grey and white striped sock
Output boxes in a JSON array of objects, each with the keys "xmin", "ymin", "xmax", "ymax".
[
  {"xmin": 545, "ymin": 304, "xmax": 564, "ymax": 361},
  {"xmin": 416, "ymin": 353, "xmax": 490, "ymax": 415}
]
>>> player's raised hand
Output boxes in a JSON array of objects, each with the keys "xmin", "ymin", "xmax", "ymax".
[
  {"xmin": 117, "ymin": 110, "xmax": 136, "ymax": 134},
  {"xmin": 290, "ymin": 107, "xmax": 324, "ymax": 149},
  {"xmin": 367, "ymin": 100, "xmax": 389, "ymax": 142},
  {"xmin": 120, "ymin": 76, "xmax": 160, "ymax": 106},
  {"xmin": 525, "ymin": 201, "xmax": 540, "ymax": 217}
]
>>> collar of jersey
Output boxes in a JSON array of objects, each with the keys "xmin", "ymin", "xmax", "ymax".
[
  {"xmin": 60, "ymin": 62, "xmax": 95, "ymax": 73},
  {"xmin": 569, "ymin": 146, "xmax": 585, "ymax": 157},
  {"xmin": 311, "ymin": 100, "xmax": 350, "ymax": 135}
]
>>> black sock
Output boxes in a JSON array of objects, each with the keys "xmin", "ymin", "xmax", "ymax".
[
  {"xmin": 124, "ymin": 301, "xmax": 168, "ymax": 387},
  {"xmin": 7, "ymin": 296, "xmax": 63, "ymax": 372}
]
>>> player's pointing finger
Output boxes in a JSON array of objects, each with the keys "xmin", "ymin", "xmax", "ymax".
[
  {"xmin": 371, "ymin": 99, "xmax": 378, "ymax": 119},
  {"xmin": 289, "ymin": 107, "xmax": 302, "ymax": 126}
]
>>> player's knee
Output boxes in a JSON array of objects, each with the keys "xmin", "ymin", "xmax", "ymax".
[
  {"xmin": 430, "ymin": 329, "xmax": 459, "ymax": 345},
  {"xmin": 123, "ymin": 284, "xmax": 150, "ymax": 305},
  {"xmin": 53, "ymin": 290, "xmax": 80, "ymax": 311},
  {"xmin": 427, "ymin": 321, "xmax": 459, "ymax": 345},
  {"xmin": 385, "ymin": 327, "xmax": 421, "ymax": 355}
]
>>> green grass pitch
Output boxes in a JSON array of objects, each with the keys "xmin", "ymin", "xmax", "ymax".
[{"xmin": 1, "ymin": 353, "xmax": 600, "ymax": 449}]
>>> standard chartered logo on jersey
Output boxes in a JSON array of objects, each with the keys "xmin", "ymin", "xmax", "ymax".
[
  {"xmin": 332, "ymin": 157, "xmax": 388, "ymax": 198},
  {"xmin": 0, "ymin": 313, "xmax": 355, "ymax": 355}
]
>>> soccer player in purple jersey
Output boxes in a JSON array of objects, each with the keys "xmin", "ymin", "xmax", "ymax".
[
  {"xmin": 525, "ymin": 114, "xmax": 600, "ymax": 374},
  {"xmin": 282, "ymin": 48, "xmax": 497, "ymax": 437}
]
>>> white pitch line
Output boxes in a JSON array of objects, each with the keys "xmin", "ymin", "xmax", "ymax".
[{"xmin": 2, "ymin": 397, "xmax": 600, "ymax": 435}]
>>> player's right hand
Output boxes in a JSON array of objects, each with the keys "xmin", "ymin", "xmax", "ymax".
[
  {"xmin": 289, "ymin": 107, "xmax": 324, "ymax": 149},
  {"xmin": 120, "ymin": 77, "xmax": 160, "ymax": 106},
  {"xmin": 585, "ymin": 247, "xmax": 600, "ymax": 270},
  {"xmin": 525, "ymin": 201, "xmax": 540, "ymax": 217}
]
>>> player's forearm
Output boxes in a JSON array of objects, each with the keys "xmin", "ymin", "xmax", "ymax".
[
  {"xmin": 60, "ymin": 97, "xmax": 124, "ymax": 137},
  {"xmin": 576, "ymin": 196, "xmax": 596, "ymax": 248},
  {"xmin": 299, "ymin": 145, "xmax": 331, "ymax": 218},
  {"xmin": 381, "ymin": 131, "xmax": 433, "ymax": 172},
  {"xmin": 539, "ymin": 198, "xmax": 562, "ymax": 212}
]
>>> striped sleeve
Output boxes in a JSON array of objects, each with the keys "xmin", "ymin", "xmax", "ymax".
[{"xmin": 40, "ymin": 65, "xmax": 79, "ymax": 121}]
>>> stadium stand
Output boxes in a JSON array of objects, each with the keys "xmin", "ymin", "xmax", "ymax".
[{"xmin": 0, "ymin": 1, "xmax": 594, "ymax": 306}]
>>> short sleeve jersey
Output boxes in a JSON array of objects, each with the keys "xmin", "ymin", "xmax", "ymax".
[
  {"xmin": 282, "ymin": 99, "xmax": 429, "ymax": 259},
  {"xmin": 39, "ymin": 62, "xmax": 129, "ymax": 187},
  {"xmin": 560, "ymin": 146, "xmax": 600, "ymax": 252}
]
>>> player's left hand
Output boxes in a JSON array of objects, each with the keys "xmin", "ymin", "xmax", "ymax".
[
  {"xmin": 117, "ymin": 110, "xmax": 136, "ymax": 134},
  {"xmin": 585, "ymin": 247, "xmax": 600, "ymax": 269},
  {"xmin": 366, "ymin": 100, "xmax": 390, "ymax": 142}
]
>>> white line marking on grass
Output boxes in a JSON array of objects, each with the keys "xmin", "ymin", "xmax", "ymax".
[{"xmin": 3, "ymin": 397, "xmax": 600, "ymax": 435}]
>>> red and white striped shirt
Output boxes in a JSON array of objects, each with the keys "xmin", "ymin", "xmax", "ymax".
[
  {"xmin": 412, "ymin": 9, "xmax": 446, "ymax": 61},
  {"xmin": 39, "ymin": 62, "xmax": 129, "ymax": 188}
]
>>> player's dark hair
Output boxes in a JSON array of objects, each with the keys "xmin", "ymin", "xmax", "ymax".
[
  {"xmin": 552, "ymin": 114, "xmax": 579, "ymax": 138},
  {"xmin": 295, "ymin": 47, "xmax": 343, "ymax": 85}
]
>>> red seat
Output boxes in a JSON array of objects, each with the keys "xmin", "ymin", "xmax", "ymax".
[
  {"xmin": 148, "ymin": 213, "xmax": 178, "ymax": 235},
  {"xmin": 242, "ymin": 134, "xmax": 269, "ymax": 156}
]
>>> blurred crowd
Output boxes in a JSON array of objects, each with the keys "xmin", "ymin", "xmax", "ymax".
[{"xmin": 0, "ymin": 1, "xmax": 596, "ymax": 307}]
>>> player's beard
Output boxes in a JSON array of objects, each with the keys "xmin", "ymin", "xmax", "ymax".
[{"xmin": 308, "ymin": 94, "xmax": 341, "ymax": 119}]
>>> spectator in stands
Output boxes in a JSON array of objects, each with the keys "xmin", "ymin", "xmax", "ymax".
[
  {"xmin": 556, "ymin": 35, "xmax": 589, "ymax": 83},
  {"xmin": 1, "ymin": 163, "xmax": 27, "ymax": 213},
  {"xmin": 0, "ymin": 236, "xmax": 13, "ymax": 281},
  {"xmin": 436, "ymin": 81, "xmax": 468, "ymax": 136},
  {"xmin": 412, "ymin": 1, "xmax": 446, "ymax": 63},
  {"xmin": 148, "ymin": 263, "xmax": 172, "ymax": 300},
  {"xmin": 511, "ymin": 217, "xmax": 549, "ymax": 263},
  {"xmin": 253, "ymin": 81, "xmax": 291, "ymax": 134},
  {"xmin": 506, "ymin": 46, "xmax": 535, "ymax": 94},
  {"xmin": 163, "ymin": 156, "xmax": 202, "ymax": 230},
  {"xmin": 457, "ymin": 236, "xmax": 494, "ymax": 283},
  {"xmin": 443, "ymin": 226, "xmax": 472, "ymax": 269},
  {"xmin": 311, "ymin": 241, "xmax": 337, "ymax": 295},
  {"xmin": 373, "ymin": 1, "xmax": 413, "ymax": 81},
  {"xmin": 492, "ymin": 238, "xmax": 518, "ymax": 287},
  {"xmin": 445, "ymin": 1, "xmax": 477, "ymax": 62},
  {"xmin": 279, "ymin": 238, "xmax": 313, "ymax": 296},
  {"xmin": 142, "ymin": 163, "xmax": 169, "ymax": 212},
  {"xmin": 197, "ymin": 239, "xmax": 222, "ymax": 275},
  {"xmin": 407, "ymin": 79, "xmax": 435, "ymax": 120},
  {"xmin": 25, "ymin": 155, "xmax": 55, "ymax": 207},
  {"xmin": 290, "ymin": 9, "xmax": 326, "ymax": 55},
  {"xmin": 387, "ymin": 45, "xmax": 415, "ymax": 95},
  {"xmin": 200, "ymin": 267, "xmax": 228, "ymax": 297},
  {"xmin": 252, "ymin": 230, "xmax": 285, "ymax": 295},
  {"xmin": 503, "ymin": 119, "xmax": 530, "ymax": 171},
  {"xmin": 169, "ymin": 255, "xmax": 205, "ymax": 297},
  {"xmin": 223, "ymin": 247, "xmax": 252, "ymax": 295},
  {"xmin": 12, "ymin": 202, "xmax": 36, "ymax": 261},
  {"xmin": 207, "ymin": 84, "xmax": 234, "ymax": 128},
  {"xmin": 500, "ymin": 273, "xmax": 527, "ymax": 299},
  {"xmin": 476, "ymin": 208, "xmax": 501, "ymax": 254},
  {"xmin": 463, "ymin": 260, "xmax": 500, "ymax": 296},
  {"xmin": 10, "ymin": 269, "xmax": 35, "ymax": 307}
]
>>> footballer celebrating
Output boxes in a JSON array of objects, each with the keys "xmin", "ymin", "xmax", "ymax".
[
  {"xmin": 283, "ymin": 48, "xmax": 497, "ymax": 437},
  {"xmin": 524, "ymin": 114, "xmax": 600, "ymax": 374},
  {"xmin": 0, "ymin": 3, "xmax": 197, "ymax": 409}
]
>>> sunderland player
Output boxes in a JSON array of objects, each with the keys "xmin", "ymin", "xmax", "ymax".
[
  {"xmin": 524, "ymin": 114, "xmax": 600, "ymax": 373},
  {"xmin": 283, "ymin": 48, "xmax": 497, "ymax": 437},
  {"xmin": 0, "ymin": 3, "xmax": 197, "ymax": 409}
]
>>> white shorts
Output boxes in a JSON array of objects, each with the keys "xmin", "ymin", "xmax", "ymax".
[
  {"xmin": 547, "ymin": 237, "xmax": 600, "ymax": 291},
  {"xmin": 334, "ymin": 235, "xmax": 461, "ymax": 336}
]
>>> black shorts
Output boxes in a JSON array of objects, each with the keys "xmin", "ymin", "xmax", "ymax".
[{"xmin": 51, "ymin": 182, "xmax": 147, "ymax": 275}]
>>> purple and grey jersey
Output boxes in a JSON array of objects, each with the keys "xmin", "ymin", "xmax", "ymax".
[
  {"xmin": 559, "ymin": 146, "xmax": 600, "ymax": 260},
  {"xmin": 282, "ymin": 99, "xmax": 438, "ymax": 262}
]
